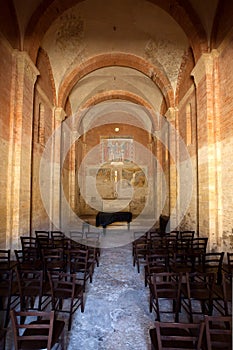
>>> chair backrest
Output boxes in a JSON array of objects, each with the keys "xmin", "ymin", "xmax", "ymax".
[
  {"xmin": 69, "ymin": 230, "xmax": 83, "ymax": 240},
  {"xmin": 191, "ymin": 237, "xmax": 208, "ymax": 253},
  {"xmin": 50, "ymin": 230, "xmax": 65, "ymax": 239},
  {"xmin": 227, "ymin": 252, "xmax": 233, "ymax": 273},
  {"xmin": 180, "ymin": 230, "xmax": 195, "ymax": 240},
  {"xmin": 204, "ymin": 315, "xmax": 232, "ymax": 350},
  {"xmin": 48, "ymin": 271, "xmax": 77, "ymax": 298},
  {"xmin": 16, "ymin": 268, "xmax": 44, "ymax": 299},
  {"xmin": 10, "ymin": 309, "xmax": 64, "ymax": 350},
  {"xmin": 68, "ymin": 249, "xmax": 89, "ymax": 281},
  {"xmin": 146, "ymin": 253, "xmax": 169, "ymax": 275},
  {"xmin": 20, "ymin": 236, "xmax": 38, "ymax": 249},
  {"xmin": 153, "ymin": 321, "xmax": 204, "ymax": 350},
  {"xmin": 185, "ymin": 271, "xmax": 215, "ymax": 297},
  {"xmin": 35, "ymin": 230, "xmax": 50, "ymax": 239},
  {"xmin": 0, "ymin": 249, "xmax": 11, "ymax": 269}
]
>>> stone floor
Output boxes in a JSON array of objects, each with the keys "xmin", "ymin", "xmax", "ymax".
[
  {"xmin": 5, "ymin": 242, "xmax": 157, "ymax": 350},
  {"xmin": 65, "ymin": 243, "xmax": 155, "ymax": 350},
  {"xmin": 5, "ymin": 223, "xmax": 220, "ymax": 349}
]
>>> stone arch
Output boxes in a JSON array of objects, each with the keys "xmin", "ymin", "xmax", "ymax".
[
  {"xmin": 24, "ymin": 0, "xmax": 207, "ymax": 64},
  {"xmin": 76, "ymin": 89, "xmax": 158, "ymax": 133},
  {"xmin": 58, "ymin": 52, "xmax": 174, "ymax": 110},
  {"xmin": 36, "ymin": 47, "xmax": 57, "ymax": 106}
]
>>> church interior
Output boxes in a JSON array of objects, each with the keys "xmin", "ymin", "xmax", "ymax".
[{"xmin": 0, "ymin": 0, "xmax": 233, "ymax": 349}]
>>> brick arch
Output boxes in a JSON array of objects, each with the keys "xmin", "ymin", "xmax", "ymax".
[
  {"xmin": 58, "ymin": 52, "xmax": 174, "ymax": 109},
  {"xmin": 76, "ymin": 90, "xmax": 158, "ymax": 134},
  {"xmin": 24, "ymin": 0, "xmax": 207, "ymax": 64}
]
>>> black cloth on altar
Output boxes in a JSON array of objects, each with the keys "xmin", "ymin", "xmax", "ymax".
[{"xmin": 96, "ymin": 211, "xmax": 132, "ymax": 228}]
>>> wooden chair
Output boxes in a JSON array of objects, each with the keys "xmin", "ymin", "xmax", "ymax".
[
  {"xmin": 0, "ymin": 268, "xmax": 20, "ymax": 328},
  {"xmin": 35, "ymin": 230, "xmax": 50, "ymax": 239},
  {"xmin": 10, "ymin": 309, "xmax": 65, "ymax": 350},
  {"xmin": 149, "ymin": 320, "xmax": 204, "ymax": 350},
  {"xmin": 0, "ymin": 328, "xmax": 7, "ymax": 350},
  {"xmin": 51, "ymin": 231, "xmax": 65, "ymax": 249},
  {"xmin": 16, "ymin": 268, "xmax": 51, "ymax": 314},
  {"xmin": 150, "ymin": 272, "xmax": 182, "ymax": 322},
  {"xmin": 42, "ymin": 248, "xmax": 66, "ymax": 277},
  {"xmin": 84, "ymin": 231, "xmax": 101, "ymax": 266},
  {"xmin": 48, "ymin": 271, "xmax": 84, "ymax": 331},
  {"xmin": 68, "ymin": 248, "xmax": 93, "ymax": 291},
  {"xmin": 133, "ymin": 236, "xmax": 148, "ymax": 273},
  {"xmin": 69, "ymin": 231, "xmax": 84, "ymax": 248},
  {"xmin": 212, "ymin": 272, "xmax": 232, "ymax": 316},
  {"xmin": 200, "ymin": 252, "xmax": 225, "ymax": 285},
  {"xmin": 203, "ymin": 315, "xmax": 232, "ymax": 350},
  {"xmin": 179, "ymin": 230, "xmax": 195, "ymax": 241},
  {"xmin": 226, "ymin": 252, "xmax": 233, "ymax": 273},
  {"xmin": 181, "ymin": 271, "xmax": 215, "ymax": 323},
  {"xmin": 0, "ymin": 249, "xmax": 11, "ymax": 270},
  {"xmin": 145, "ymin": 253, "xmax": 169, "ymax": 287}
]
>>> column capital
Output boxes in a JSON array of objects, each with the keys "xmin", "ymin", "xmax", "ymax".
[
  {"xmin": 191, "ymin": 51, "xmax": 219, "ymax": 86},
  {"xmin": 54, "ymin": 107, "xmax": 67, "ymax": 123},
  {"xmin": 14, "ymin": 50, "xmax": 40, "ymax": 84},
  {"xmin": 165, "ymin": 107, "xmax": 178, "ymax": 123}
]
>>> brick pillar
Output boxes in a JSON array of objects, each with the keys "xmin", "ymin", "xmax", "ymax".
[
  {"xmin": 52, "ymin": 107, "xmax": 66, "ymax": 230},
  {"xmin": 191, "ymin": 51, "xmax": 221, "ymax": 249},
  {"xmin": 6, "ymin": 51, "xmax": 39, "ymax": 250},
  {"xmin": 165, "ymin": 107, "xmax": 178, "ymax": 231}
]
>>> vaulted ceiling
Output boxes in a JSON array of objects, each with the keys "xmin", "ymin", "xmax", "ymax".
[{"xmin": 10, "ymin": 0, "xmax": 219, "ymax": 121}]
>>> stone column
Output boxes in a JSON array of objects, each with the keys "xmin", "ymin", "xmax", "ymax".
[
  {"xmin": 6, "ymin": 51, "xmax": 39, "ymax": 250},
  {"xmin": 191, "ymin": 51, "xmax": 221, "ymax": 249}
]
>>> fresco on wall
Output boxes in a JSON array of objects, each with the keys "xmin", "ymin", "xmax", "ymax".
[{"xmin": 101, "ymin": 138, "xmax": 134, "ymax": 163}]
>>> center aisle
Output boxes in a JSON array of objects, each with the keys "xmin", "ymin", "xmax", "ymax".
[{"xmin": 67, "ymin": 244, "xmax": 155, "ymax": 349}]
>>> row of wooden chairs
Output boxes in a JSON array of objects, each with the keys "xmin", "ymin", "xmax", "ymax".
[
  {"xmin": 149, "ymin": 315, "xmax": 232, "ymax": 350},
  {"xmin": 0, "ymin": 230, "xmax": 101, "ymax": 332}
]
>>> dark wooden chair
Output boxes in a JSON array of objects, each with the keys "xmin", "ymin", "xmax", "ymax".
[
  {"xmin": 10, "ymin": 309, "xmax": 65, "ymax": 350},
  {"xmin": 226, "ymin": 252, "xmax": 233, "ymax": 273},
  {"xmin": 35, "ymin": 230, "xmax": 50, "ymax": 239},
  {"xmin": 69, "ymin": 231, "xmax": 84, "ymax": 248},
  {"xmin": 149, "ymin": 320, "xmax": 204, "ymax": 350},
  {"xmin": 0, "ymin": 328, "xmax": 7, "ymax": 350},
  {"xmin": 16, "ymin": 268, "xmax": 51, "ymax": 314},
  {"xmin": 181, "ymin": 271, "xmax": 215, "ymax": 323},
  {"xmin": 200, "ymin": 252, "xmax": 225, "ymax": 285},
  {"xmin": 150, "ymin": 272, "xmax": 182, "ymax": 322},
  {"xmin": 48, "ymin": 271, "xmax": 84, "ymax": 331},
  {"xmin": 0, "ymin": 248, "xmax": 19, "ymax": 326},
  {"xmin": 84, "ymin": 231, "xmax": 101, "ymax": 266},
  {"xmin": 68, "ymin": 248, "xmax": 93, "ymax": 291},
  {"xmin": 133, "ymin": 236, "xmax": 148, "ymax": 273},
  {"xmin": 42, "ymin": 248, "xmax": 66, "ymax": 277},
  {"xmin": 145, "ymin": 253, "xmax": 169, "ymax": 287},
  {"xmin": 51, "ymin": 231, "xmax": 65, "ymax": 249},
  {"xmin": 203, "ymin": 315, "xmax": 232, "ymax": 350},
  {"xmin": 179, "ymin": 230, "xmax": 195, "ymax": 241}
]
